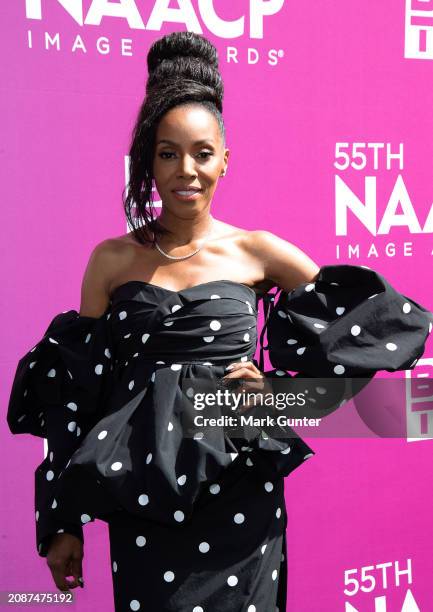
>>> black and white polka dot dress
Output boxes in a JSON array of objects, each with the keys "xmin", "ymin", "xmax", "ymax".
[{"xmin": 7, "ymin": 264, "xmax": 432, "ymax": 612}]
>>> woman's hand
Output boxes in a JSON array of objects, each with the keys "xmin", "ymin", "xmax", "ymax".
[
  {"xmin": 46, "ymin": 533, "xmax": 84, "ymax": 592},
  {"xmin": 222, "ymin": 361, "xmax": 274, "ymax": 414}
]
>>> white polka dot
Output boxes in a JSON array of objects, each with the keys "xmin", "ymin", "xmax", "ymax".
[
  {"xmin": 112, "ymin": 561, "xmax": 117, "ymax": 572},
  {"xmin": 199, "ymin": 542, "xmax": 210, "ymax": 553},
  {"xmin": 67, "ymin": 421, "xmax": 77, "ymax": 432},
  {"xmin": 243, "ymin": 333, "xmax": 250, "ymax": 341},
  {"xmin": 264, "ymin": 482, "xmax": 274, "ymax": 492},
  {"xmin": 47, "ymin": 368, "xmax": 56, "ymax": 378},
  {"xmin": 276, "ymin": 507, "xmax": 282, "ymax": 519},
  {"xmin": 171, "ymin": 364, "xmax": 182, "ymax": 371},
  {"xmin": 277, "ymin": 310, "xmax": 287, "ymax": 319},
  {"xmin": 128, "ymin": 380, "xmax": 135, "ymax": 390},
  {"xmin": 95, "ymin": 364, "xmax": 103, "ymax": 375},
  {"xmin": 51, "ymin": 499, "xmax": 57, "ymax": 509},
  {"xmin": 119, "ymin": 311, "xmax": 127, "ymax": 320},
  {"xmin": 402, "ymin": 302, "xmax": 411, "ymax": 314},
  {"xmin": 49, "ymin": 451, "xmax": 54, "ymax": 462},
  {"xmin": 163, "ymin": 321, "xmax": 174, "ymax": 327},
  {"xmin": 67, "ymin": 402, "xmax": 77, "ymax": 411},
  {"xmin": 234, "ymin": 513, "xmax": 245, "ymax": 524},
  {"xmin": 46, "ymin": 470, "xmax": 54, "ymax": 481},
  {"xmin": 304, "ymin": 453, "xmax": 314, "ymax": 459},
  {"xmin": 313, "ymin": 322, "xmax": 325, "ymax": 329},
  {"xmin": 351, "ymin": 325, "xmax": 361, "ymax": 336},
  {"xmin": 227, "ymin": 575, "xmax": 238, "ymax": 586},
  {"xmin": 280, "ymin": 445, "xmax": 291, "ymax": 454},
  {"xmin": 136, "ymin": 536, "xmax": 146, "ymax": 547},
  {"xmin": 104, "ymin": 348, "xmax": 111, "ymax": 359},
  {"xmin": 386, "ymin": 342, "xmax": 398, "ymax": 351},
  {"xmin": 81, "ymin": 514, "xmax": 91, "ymax": 524},
  {"xmin": 141, "ymin": 333, "xmax": 150, "ymax": 344},
  {"xmin": 194, "ymin": 432, "xmax": 205, "ymax": 440},
  {"xmin": 336, "ymin": 306, "xmax": 345, "ymax": 315},
  {"xmin": 286, "ymin": 338, "xmax": 297, "ymax": 345},
  {"xmin": 174, "ymin": 510, "xmax": 184, "ymax": 522},
  {"xmin": 193, "ymin": 608, "xmax": 204, "ymax": 612},
  {"xmin": 210, "ymin": 320, "xmax": 221, "ymax": 331},
  {"xmin": 241, "ymin": 356, "xmax": 248, "ymax": 362},
  {"xmin": 56, "ymin": 529, "xmax": 64, "ymax": 534},
  {"xmin": 177, "ymin": 474, "xmax": 187, "ymax": 486},
  {"xmin": 48, "ymin": 337, "xmax": 59, "ymax": 344},
  {"xmin": 98, "ymin": 430, "xmax": 108, "ymax": 440},
  {"xmin": 248, "ymin": 606, "xmax": 256, "ymax": 612},
  {"xmin": 272, "ymin": 569, "xmax": 278, "ymax": 581},
  {"xmin": 29, "ymin": 361, "xmax": 36, "ymax": 369},
  {"xmin": 129, "ymin": 600, "xmax": 140, "ymax": 611},
  {"xmin": 111, "ymin": 462, "xmax": 122, "ymax": 471},
  {"xmin": 246, "ymin": 457, "xmax": 254, "ymax": 467},
  {"xmin": 146, "ymin": 453, "xmax": 152, "ymax": 464},
  {"xmin": 168, "ymin": 421, "xmax": 174, "ymax": 431},
  {"xmin": 203, "ymin": 336, "xmax": 214, "ymax": 343},
  {"xmin": 296, "ymin": 347, "xmax": 306, "ymax": 355},
  {"xmin": 186, "ymin": 387, "xmax": 195, "ymax": 398},
  {"xmin": 209, "ymin": 484, "xmax": 220, "ymax": 494},
  {"xmin": 35, "ymin": 510, "xmax": 39, "ymax": 521},
  {"xmin": 210, "ymin": 294, "xmax": 220, "ymax": 299},
  {"xmin": 261, "ymin": 544, "xmax": 267, "ymax": 554},
  {"xmin": 334, "ymin": 364, "xmax": 345, "ymax": 375},
  {"xmin": 164, "ymin": 571, "xmax": 175, "ymax": 582},
  {"xmin": 172, "ymin": 305, "xmax": 182, "ymax": 313},
  {"xmin": 275, "ymin": 370, "xmax": 286, "ymax": 376},
  {"xmin": 138, "ymin": 494, "xmax": 149, "ymax": 506},
  {"xmin": 305, "ymin": 283, "xmax": 315, "ymax": 292}
]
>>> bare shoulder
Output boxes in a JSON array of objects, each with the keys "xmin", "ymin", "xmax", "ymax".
[
  {"xmin": 79, "ymin": 237, "xmax": 130, "ymax": 317},
  {"xmin": 240, "ymin": 229, "xmax": 321, "ymax": 292}
]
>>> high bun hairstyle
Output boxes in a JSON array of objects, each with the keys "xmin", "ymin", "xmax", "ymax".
[{"xmin": 123, "ymin": 31, "xmax": 226, "ymax": 246}]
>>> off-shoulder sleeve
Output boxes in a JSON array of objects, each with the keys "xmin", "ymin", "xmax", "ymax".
[
  {"xmin": 251, "ymin": 264, "xmax": 433, "ymax": 479},
  {"xmin": 266, "ymin": 264, "xmax": 433, "ymax": 377},
  {"xmin": 6, "ymin": 308, "xmax": 115, "ymax": 557}
]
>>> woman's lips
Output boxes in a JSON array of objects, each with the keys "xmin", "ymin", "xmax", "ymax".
[{"xmin": 172, "ymin": 189, "xmax": 202, "ymax": 201}]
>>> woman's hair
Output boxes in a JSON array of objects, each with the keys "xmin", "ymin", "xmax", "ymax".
[{"xmin": 123, "ymin": 31, "xmax": 225, "ymax": 246}]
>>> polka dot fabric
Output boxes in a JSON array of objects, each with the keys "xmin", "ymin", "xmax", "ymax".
[
  {"xmin": 6, "ymin": 269, "xmax": 432, "ymax": 611},
  {"xmin": 266, "ymin": 264, "xmax": 433, "ymax": 378}
]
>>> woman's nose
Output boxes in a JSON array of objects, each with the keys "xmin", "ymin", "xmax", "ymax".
[{"xmin": 177, "ymin": 155, "xmax": 197, "ymax": 177}]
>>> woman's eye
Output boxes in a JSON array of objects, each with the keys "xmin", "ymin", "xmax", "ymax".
[{"xmin": 158, "ymin": 151, "xmax": 213, "ymax": 160}]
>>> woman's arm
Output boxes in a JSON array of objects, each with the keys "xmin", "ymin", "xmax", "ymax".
[{"xmin": 245, "ymin": 230, "xmax": 320, "ymax": 291}]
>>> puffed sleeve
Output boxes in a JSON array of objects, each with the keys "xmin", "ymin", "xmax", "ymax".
[
  {"xmin": 266, "ymin": 264, "xmax": 432, "ymax": 377},
  {"xmin": 6, "ymin": 308, "xmax": 115, "ymax": 557},
  {"xmin": 251, "ymin": 264, "xmax": 433, "ymax": 479}
]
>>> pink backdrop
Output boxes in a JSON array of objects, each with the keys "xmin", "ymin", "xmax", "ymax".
[{"xmin": 2, "ymin": 1, "xmax": 433, "ymax": 610}]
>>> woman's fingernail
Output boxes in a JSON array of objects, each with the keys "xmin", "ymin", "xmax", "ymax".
[{"xmin": 225, "ymin": 364, "xmax": 235, "ymax": 371}]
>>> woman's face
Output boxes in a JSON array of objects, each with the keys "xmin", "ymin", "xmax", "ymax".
[{"xmin": 152, "ymin": 104, "xmax": 229, "ymax": 216}]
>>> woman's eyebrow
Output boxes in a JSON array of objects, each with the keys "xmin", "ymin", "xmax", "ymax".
[{"xmin": 156, "ymin": 139, "xmax": 215, "ymax": 146}]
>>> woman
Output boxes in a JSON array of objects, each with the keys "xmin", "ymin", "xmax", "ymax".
[{"xmin": 7, "ymin": 32, "xmax": 432, "ymax": 612}]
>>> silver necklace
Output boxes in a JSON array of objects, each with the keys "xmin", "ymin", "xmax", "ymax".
[{"xmin": 155, "ymin": 216, "xmax": 215, "ymax": 261}]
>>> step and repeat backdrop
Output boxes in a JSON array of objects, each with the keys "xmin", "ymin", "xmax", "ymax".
[{"xmin": 2, "ymin": 1, "xmax": 433, "ymax": 610}]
